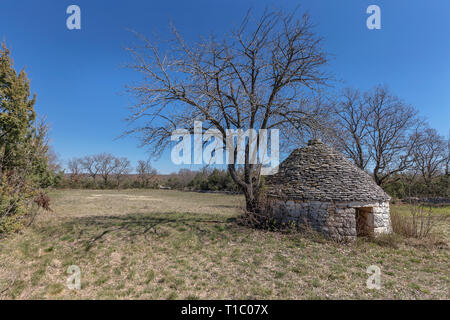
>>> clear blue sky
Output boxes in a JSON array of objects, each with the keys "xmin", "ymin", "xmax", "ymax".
[{"xmin": 1, "ymin": 0, "xmax": 449, "ymax": 173}]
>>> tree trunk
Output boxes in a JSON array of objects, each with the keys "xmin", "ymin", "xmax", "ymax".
[
  {"xmin": 227, "ymin": 165, "xmax": 263, "ymax": 214},
  {"xmin": 242, "ymin": 183, "xmax": 263, "ymax": 214}
]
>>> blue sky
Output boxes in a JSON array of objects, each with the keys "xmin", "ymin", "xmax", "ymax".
[{"xmin": 1, "ymin": 0, "xmax": 449, "ymax": 173}]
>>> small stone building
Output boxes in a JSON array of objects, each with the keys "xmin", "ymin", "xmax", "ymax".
[{"xmin": 265, "ymin": 139, "xmax": 391, "ymax": 241}]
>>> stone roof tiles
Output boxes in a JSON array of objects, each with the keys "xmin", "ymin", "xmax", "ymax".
[{"xmin": 266, "ymin": 139, "xmax": 390, "ymax": 202}]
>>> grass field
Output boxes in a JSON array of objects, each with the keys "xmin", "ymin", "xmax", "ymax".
[{"xmin": 0, "ymin": 189, "xmax": 448, "ymax": 299}]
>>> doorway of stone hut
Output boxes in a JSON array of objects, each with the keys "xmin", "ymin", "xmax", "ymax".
[{"xmin": 355, "ymin": 207, "xmax": 374, "ymax": 237}]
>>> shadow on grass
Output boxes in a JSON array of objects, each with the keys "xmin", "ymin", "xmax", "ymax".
[
  {"xmin": 35, "ymin": 212, "xmax": 237, "ymax": 251},
  {"xmin": 211, "ymin": 204, "xmax": 241, "ymax": 209}
]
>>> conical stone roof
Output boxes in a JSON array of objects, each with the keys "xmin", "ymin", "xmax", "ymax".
[{"xmin": 266, "ymin": 139, "xmax": 390, "ymax": 202}]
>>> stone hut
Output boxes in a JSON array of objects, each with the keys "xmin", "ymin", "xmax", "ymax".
[{"xmin": 265, "ymin": 139, "xmax": 391, "ymax": 241}]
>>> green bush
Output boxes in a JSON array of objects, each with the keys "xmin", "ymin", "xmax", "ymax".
[{"xmin": 0, "ymin": 43, "xmax": 54, "ymax": 234}]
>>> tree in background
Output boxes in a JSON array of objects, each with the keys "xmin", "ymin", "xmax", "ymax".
[
  {"xmin": 329, "ymin": 85, "xmax": 449, "ymax": 198},
  {"xmin": 332, "ymin": 88, "xmax": 371, "ymax": 170},
  {"xmin": 446, "ymin": 130, "xmax": 450, "ymax": 176},
  {"xmin": 80, "ymin": 155, "xmax": 100, "ymax": 185},
  {"xmin": 68, "ymin": 157, "xmax": 82, "ymax": 184},
  {"xmin": 0, "ymin": 42, "xmax": 55, "ymax": 233},
  {"xmin": 96, "ymin": 153, "xmax": 117, "ymax": 186},
  {"xmin": 66, "ymin": 154, "xmax": 136, "ymax": 189},
  {"xmin": 365, "ymin": 85, "xmax": 422, "ymax": 186},
  {"xmin": 136, "ymin": 159, "xmax": 158, "ymax": 188},
  {"xmin": 46, "ymin": 145, "xmax": 62, "ymax": 176},
  {"xmin": 331, "ymin": 85, "xmax": 422, "ymax": 186},
  {"xmin": 411, "ymin": 127, "xmax": 448, "ymax": 193},
  {"xmin": 113, "ymin": 157, "xmax": 132, "ymax": 189}
]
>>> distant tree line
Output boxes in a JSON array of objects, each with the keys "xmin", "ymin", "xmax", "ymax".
[
  {"xmin": 60, "ymin": 155, "xmax": 154, "ymax": 189},
  {"xmin": 59, "ymin": 155, "xmax": 240, "ymax": 192},
  {"xmin": 165, "ymin": 168, "xmax": 240, "ymax": 192}
]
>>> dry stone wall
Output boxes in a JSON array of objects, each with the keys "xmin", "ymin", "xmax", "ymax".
[{"xmin": 270, "ymin": 198, "xmax": 391, "ymax": 241}]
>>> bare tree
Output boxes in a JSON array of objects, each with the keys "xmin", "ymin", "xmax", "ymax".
[
  {"xmin": 411, "ymin": 127, "xmax": 447, "ymax": 189},
  {"xmin": 365, "ymin": 85, "xmax": 422, "ymax": 186},
  {"xmin": 136, "ymin": 159, "xmax": 157, "ymax": 188},
  {"xmin": 177, "ymin": 168, "xmax": 197, "ymax": 188},
  {"xmin": 332, "ymin": 88, "xmax": 371, "ymax": 170},
  {"xmin": 67, "ymin": 157, "xmax": 82, "ymax": 183},
  {"xmin": 446, "ymin": 130, "xmax": 450, "ymax": 176},
  {"xmin": 95, "ymin": 153, "xmax": 118, "ymax": 186},
  {"xmin": 125, "ymin": 8, "xmax": 329, "ymax": 211},
  {"xmin": 113, "ymin": 157, "xmax": 132, "ymax": 189},
  {"xmin": 80, "ymin": 155, "xmax": 99, "ymax": 183},
  {"xmin": 46, "ymin": 146, "xmax": 62, "ymax": 173},
  {"xmin": 330, "ymin": 85, "xmax": 422, "ymax": 186}
]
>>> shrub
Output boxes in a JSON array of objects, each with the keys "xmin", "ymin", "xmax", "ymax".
[
  {"xmin": 0, "ymin": 43, "xmax": 53, "ymax": 234},
  {"xmin": 390, "ymin": 202, "xmax": 438, "ymax": 239}
]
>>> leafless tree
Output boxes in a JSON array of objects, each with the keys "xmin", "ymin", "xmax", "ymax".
[
  {"xmin": 411, "ymin": 127, "xmax": 447, "ymax": 189},
  {"xmin": 446, "ymin": 130, "xmax": 450, "ymax": 176},
  {"xmin": 136, "ymin": 159, "xmax": 158, "ymax": 187},
  {"xmin": 365, "ymin": 85, "xmax": 422, "ymax": 186},
  {"xmin": 125, "ymin": 8, "xmax": 329, "ymax": 211},
  {"xmin": 95, "ymin": 153, "xmax": 118, "ymax": 186},
  {"xmin": 113, "ymin": 157, "xmax": 132, "ymax": 189},
  {"xmin": 177, "ymin": 168, "xmax": 197, "ymax": 188},
  {"xmin": 46, "ymin": 146, "xmax": 61, "ymax": 173},
  {"xmin": 80, "ymin": 155, "xmax": 99, "ymax": 183},
  {"xmin": 332, "ymin": 88, "xmax": 371, "ymax": 170},
  {"xmin": 329, "ymin": 85, "xmax": 422, "ymax": 186},
  {"xmin": 67, "ymin": 157, "xmax": 82, "ymax": 182}
]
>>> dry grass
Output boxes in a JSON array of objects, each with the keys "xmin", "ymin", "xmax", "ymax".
[
  {"xmin": 0, "ymin": 189, "xmax": 448, "ymax": 300},
  {"xmin": 390, "ymin": 204, "xmax": 449, "ymax": 244}
]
